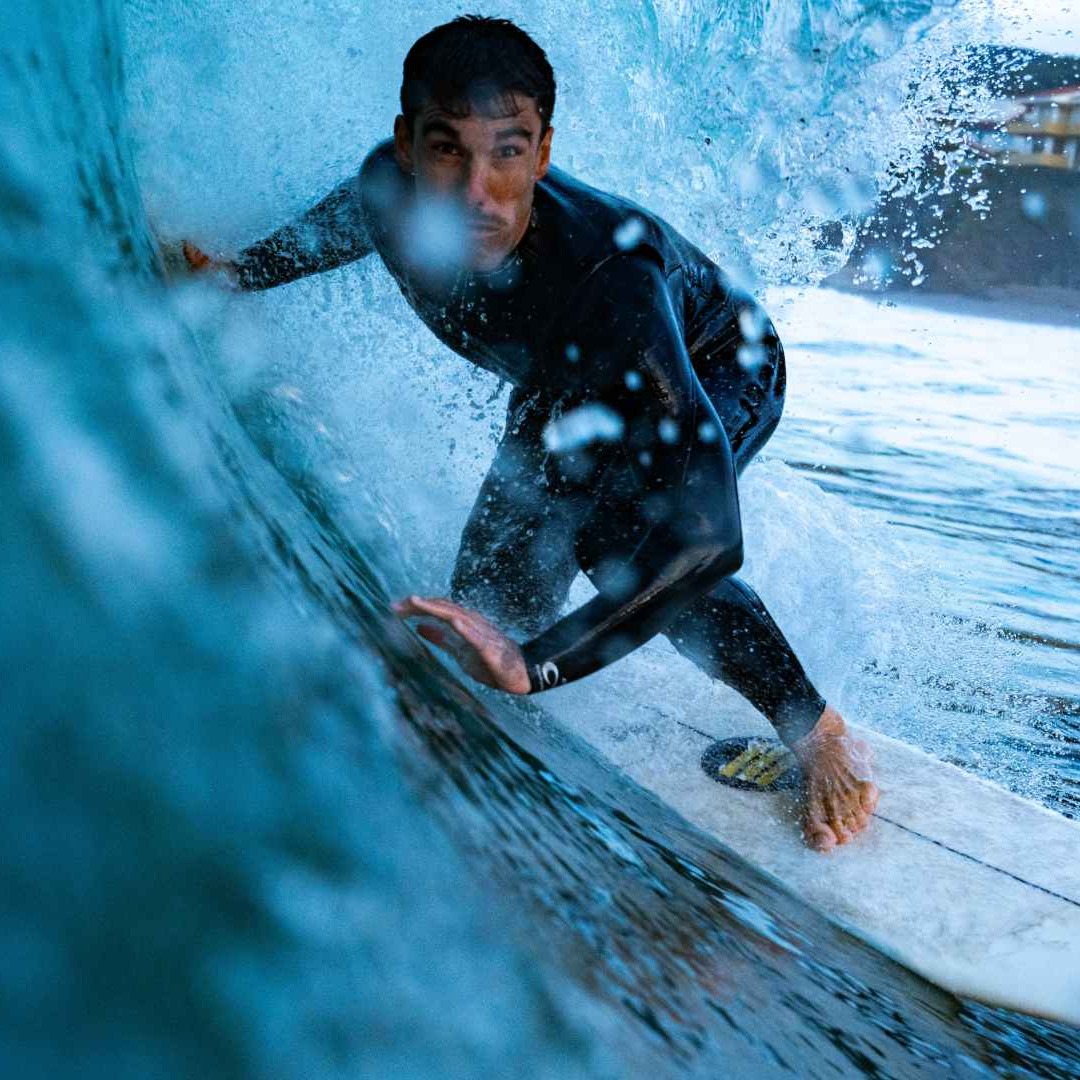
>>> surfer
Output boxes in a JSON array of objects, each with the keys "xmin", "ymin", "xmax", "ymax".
[{"xmin": 181, "ymin": 15, "xmax": 878, "ymax": 851}]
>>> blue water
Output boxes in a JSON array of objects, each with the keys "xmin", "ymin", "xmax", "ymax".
[{"xmin": 3, "ymin": 1, "xmax": 1079, "ymax": 1076}]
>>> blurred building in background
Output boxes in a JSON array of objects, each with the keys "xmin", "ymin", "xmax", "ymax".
[
  {"xmin": 830, "ymin": 48, "xmax": 1080, "ymax": 301},
  {"xmin": 967, "ymin": 85, "xmax": 1080, "ymax": 171}
]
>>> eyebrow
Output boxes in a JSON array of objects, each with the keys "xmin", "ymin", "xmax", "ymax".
[
  {"xmin": 494, "ymin": 126, "xmax": 534, "ymax": 142},
  {"xmin": 420, "ymin": 119, "xmax": 463, "ymax": 140},
  {"xmin": 419, "ymin": 118, "xmax": 535, "ymax": 143}
]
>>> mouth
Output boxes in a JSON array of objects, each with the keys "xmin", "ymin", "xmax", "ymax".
[{"xmin": 468, "ymin": 221, "xmax": 502, "ymax": 234}]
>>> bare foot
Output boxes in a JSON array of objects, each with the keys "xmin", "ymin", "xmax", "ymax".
[{"xmin": 791, "ymin": 706, "xmax": 879, "ymax": 852}]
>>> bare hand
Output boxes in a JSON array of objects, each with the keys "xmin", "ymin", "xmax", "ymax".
[
  {"xmin": 181, "ymin": 241, "xmax": 238, "ymax": 282},
  {"xmin": 392, "ymin": 594, "xmax": 530, "ymax": 695}
]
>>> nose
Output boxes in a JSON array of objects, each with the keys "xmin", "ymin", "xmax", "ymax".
[{"xmin": 461, "ymin": 159, "xmax": 493, "ymax": 213}]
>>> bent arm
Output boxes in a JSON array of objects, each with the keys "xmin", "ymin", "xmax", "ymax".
[
  {"xmin": 520, "ymin": 254, "xmax": 744, "ymax": 692},
  {"xmin": 235, "ymin": 172, "xmax": 374, "ymax": 290}
]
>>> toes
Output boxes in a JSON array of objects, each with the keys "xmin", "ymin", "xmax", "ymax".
[
  {"xmin": 835, "ymin": 782, "xmax": 873, "ymax": 838},
  {"xmin": 832, "ymin": 793, "xmax": 874, "ymax": 844},
  {"xmin": 804, "ymin": 822, "xmax": 837, "ymax": 852},
  {"xmin": 801, "ymin": 793, "xmax": 839, "ymax": 852},
  {"xmin": 830, "ymin": 821, "xmax": 853, "ymax": 845},
  {"xmin": 825, "ymin": 791, "xmax": 847, "ymax": 827},
  {"xmin": 799, "ymin": 740, "xmax": 878, "ymax": 852}
]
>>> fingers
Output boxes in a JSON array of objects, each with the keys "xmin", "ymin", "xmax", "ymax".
[
  {"xmin": 393, "ymin": 595, "xmax": 491, "ymax": 646},
  {"xmin": 391, "ymin": 593, "xmax": 528, "ymax": 695},
  {"xmin": 415, "ymin": 621, "xmax": 449, "ymax": 648},
  {"xmin": 182, "ymin": 241, "xmax": 210, "ymax": 270},
  {"xmin": 415, "ymin": 620, "xmax": 480, "ymax": 672},
  {"xmin": 181, "ymin": 242, "xmax": 238, "ymax": 284},
  {"xmin": 394, "ymin": 595, "xmax": 487, "ymax": 661},
  {"xmin": 392, "ymin": 594, "xmax": 468, "ymax": 621}
]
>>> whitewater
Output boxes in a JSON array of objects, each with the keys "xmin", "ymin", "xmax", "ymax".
[{"xmin": 2, "ymin": 0, "xmax": 1078, "ymax": 1076}]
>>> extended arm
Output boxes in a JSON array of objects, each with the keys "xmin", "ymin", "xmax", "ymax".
[
  {"xmin": 519, "ymin": 253, "xmax": 744, "ymax": 692},
  {"xmin": 233, "ymin": 172, "xmax": 374, "ymax": 290}
]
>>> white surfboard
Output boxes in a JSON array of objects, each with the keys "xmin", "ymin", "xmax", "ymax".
[{"xmin": 554, "ymin": 703, "xmax": 1080, "ymax": 1025}]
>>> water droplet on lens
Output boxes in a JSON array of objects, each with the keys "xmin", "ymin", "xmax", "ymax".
[
  {"xmin": 614, "ymin": 216, "xmax": 646, "ymax": 250},
  {"xmin": 1021, "ymin": 190, "xmax": 1047, "ymax": 221}
]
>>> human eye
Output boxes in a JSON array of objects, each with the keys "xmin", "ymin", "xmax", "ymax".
[
  {"xmin": 497, "ymin": 144, "xmax": 524, "ymax": 159},
  {"xmin": 431, "ymin": 141, "xmax": 462, "ymax": 157}
]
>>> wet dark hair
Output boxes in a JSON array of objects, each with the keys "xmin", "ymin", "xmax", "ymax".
[{"xmin": 400, "ymin": 15, "xmax": 556, "ymax": 136}]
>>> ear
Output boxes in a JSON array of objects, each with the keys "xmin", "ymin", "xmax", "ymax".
[
  {"xmin": 535, "ymin": 125, "xmax": 554, "ymax": 181},
  {"xmin": 393, "ymin": 115, "xmax": 415, "ymax": 175}
]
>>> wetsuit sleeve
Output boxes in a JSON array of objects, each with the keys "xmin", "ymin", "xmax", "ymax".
[
  {"xmin": 234, "ymin": 173, "xmax": 373, "ymax": 290},
  {"xmin": 519, "ymin": 253, "xmax": 744, "ymax": 693}
]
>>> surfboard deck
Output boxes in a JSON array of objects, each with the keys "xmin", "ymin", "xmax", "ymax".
[{"xmin": 584, "ymin": 712, "xmax": 1080, "ymax": 1025}]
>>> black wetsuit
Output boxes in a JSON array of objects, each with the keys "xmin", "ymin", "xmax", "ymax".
[{"xmin": 236, "ymin": 140, "xmax": 825, "ymax": 743}]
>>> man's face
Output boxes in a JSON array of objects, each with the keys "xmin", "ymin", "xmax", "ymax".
[{"xmin": 394, "ymin": 92, "xmax": 553, "ymax": 272}]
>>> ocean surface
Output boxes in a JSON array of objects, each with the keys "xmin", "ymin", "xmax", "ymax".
[{"xmin": 3, "ymin": 0, "xmax": 1078, "ymax": 1076}]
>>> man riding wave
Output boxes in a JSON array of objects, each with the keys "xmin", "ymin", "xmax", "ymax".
[{"xmin": 183, "ymin": 15, "xmax": 878, "ymax": 851}]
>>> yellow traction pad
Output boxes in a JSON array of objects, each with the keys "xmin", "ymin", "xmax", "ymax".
[{"xmin": 700, "ymin": 737, "xmax": 801, "ymax": 792}]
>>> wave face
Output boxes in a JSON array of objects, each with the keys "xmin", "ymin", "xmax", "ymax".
[{"xmin": 3, "ymin": 1, "xmax": 1079, "ymax": 1076}]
